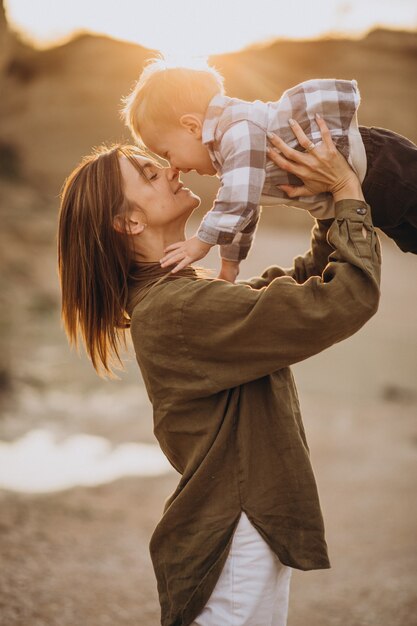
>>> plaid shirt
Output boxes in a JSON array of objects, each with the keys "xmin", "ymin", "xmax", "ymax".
[{"xmin": 199, "ymin": 79, "xmax": 365, "ymax": 261}]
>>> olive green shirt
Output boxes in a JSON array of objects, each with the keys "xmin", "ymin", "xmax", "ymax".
[{"xmin": 127, "ymin": 199, "xmax": 381, "ymax": 626}]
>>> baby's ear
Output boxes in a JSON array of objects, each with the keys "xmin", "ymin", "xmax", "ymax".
[{"xmin": 179, "ymin": 114, "xmax": 203, "ymax": 139}]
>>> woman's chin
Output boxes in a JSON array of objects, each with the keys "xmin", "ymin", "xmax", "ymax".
[
  {"xmin": 176, "ymin": 189, "xmax": 201, "ymax": 220},
  {"xmin": 192, "ymin": 194, "xmax": 201, "ymax": 209},
  {"xmin": 182, "ymin": 198, "xmax": 200, "ymax": 224},
  {"xmin": 186, "ymin": 191, "xmax": 201, "ymax": 210}
]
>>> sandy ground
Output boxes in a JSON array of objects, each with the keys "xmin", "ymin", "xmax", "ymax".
[{"xmin": 0, "ymin": 224, "xmax": 416, "ymax": 626}]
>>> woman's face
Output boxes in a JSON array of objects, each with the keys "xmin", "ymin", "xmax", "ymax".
[{"xmin": 119, "ymin": 154, "xmax": 200, "ymax": 229}]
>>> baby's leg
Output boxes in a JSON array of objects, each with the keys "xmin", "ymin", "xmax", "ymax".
[
  {"xmin": 378, "ymin": 222, "xmax": 417, "ymax": 254},
  {"xmin": 359, "ymin": 126, "xmax": 417, "ymax": 254}
]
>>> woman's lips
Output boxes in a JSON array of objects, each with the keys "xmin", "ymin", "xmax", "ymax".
[{"xmin": 175, "ymin": 184, "xmax": 190, "ymax": 194}]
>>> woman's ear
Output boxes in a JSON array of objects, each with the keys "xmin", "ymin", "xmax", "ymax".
[
  {"xmin": 179, "ymin": 114, "xmax": 203, "ymax": 139},
  {"xmin": 113, "ymin": 212, "xmax": 146, "ymax": 236}
]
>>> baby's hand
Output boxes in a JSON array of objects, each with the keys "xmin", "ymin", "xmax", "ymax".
[
  {"xmin": 217, "ymin": 259, "xmax": 240, "ymax": 283},
  {"xmin": 160, "ymin": 236, "xmax": 212, "ymax": 273}
]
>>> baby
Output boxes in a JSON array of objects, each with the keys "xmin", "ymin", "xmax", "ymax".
[{"xmin": 123, "ymin": 59, "xmax": 417, "ymax": 282}]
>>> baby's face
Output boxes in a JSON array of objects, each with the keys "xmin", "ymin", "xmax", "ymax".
[{"xmin": 141, "ymin": 124, "xmax": 217, "ymax": 176}]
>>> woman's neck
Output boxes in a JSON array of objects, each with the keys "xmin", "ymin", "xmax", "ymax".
[{"xmin": 131, "ymin": 224, "xmax": 186, "ymax": 263}]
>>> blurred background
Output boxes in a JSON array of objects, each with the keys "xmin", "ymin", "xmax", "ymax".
[{"xmin": 0, "ymin": 1, "xmax": 416, "ymax": 624}]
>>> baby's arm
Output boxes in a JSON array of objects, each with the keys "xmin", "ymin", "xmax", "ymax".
[
  {"xmin": 160, "ymin": 121, "xmax": 267, "ymax": 278},
  {"xmin": 205, "ymin": 121, "xmax": 267, "ymax": 280},
  {"xmin": 218, "ymin": 208, "xmax": 261, "ymax": 281},
  {"xmin": 199, "ymin": 120, "xmax": 266, "ymax": 248}
]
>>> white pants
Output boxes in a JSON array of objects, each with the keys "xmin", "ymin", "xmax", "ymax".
[{"xmin": 191, "ymin": 512, "xmax": 292, "ymax": 626}]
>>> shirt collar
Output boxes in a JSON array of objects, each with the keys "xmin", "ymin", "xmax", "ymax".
[
  {"xmin": 126, "ymin": 262, "xmax": 199, "ymax": 315},
  {"xmin": 202, "ymin": 93, "xmax": 232, "ymax": 145}
]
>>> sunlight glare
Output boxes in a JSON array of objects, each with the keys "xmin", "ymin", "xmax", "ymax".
[
  {"xmin": 6, "ymin": 0, "xmax": 417, "ymax": 55},
  {"xmin": 0, "ymin": 429, "xmax": 173, "ymax": 493},
  {"xmin": 158, "ymin": 52, "xmax": 210, "ymax": 71}
]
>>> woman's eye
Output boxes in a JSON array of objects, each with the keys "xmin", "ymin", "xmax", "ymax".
[{"xmin": 146, "ymin": 170, "xmax": 158, "ymax": 181}]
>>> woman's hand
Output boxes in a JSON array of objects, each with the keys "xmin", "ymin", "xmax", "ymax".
[{"xmin": 267, "ymin": 115, "xmax": 365, "ymax": 203}]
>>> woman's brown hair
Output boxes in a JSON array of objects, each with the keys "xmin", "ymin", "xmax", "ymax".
[{"xmin": 57, "ymin": 144, "xmax": 149, "ymax": 377}]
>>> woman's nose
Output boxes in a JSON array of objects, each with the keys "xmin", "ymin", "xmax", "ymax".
[{"xmin": 168, "ymin": 166, "xmax": 180, "ymax": 179}]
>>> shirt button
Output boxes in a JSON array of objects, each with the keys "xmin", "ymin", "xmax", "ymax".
[{"xmin": 356, "ymin": 207, "xmax": 367, "ymax": 215}]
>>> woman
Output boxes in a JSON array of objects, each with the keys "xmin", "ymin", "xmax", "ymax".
[{"xmin": 58, "ymin": 119, "xmax": 381, "ymax": 626}]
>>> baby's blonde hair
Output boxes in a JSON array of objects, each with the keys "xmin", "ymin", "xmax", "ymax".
[{"xmin": 122, "ymin": 58, "xmax": 225, "ymax": 144}]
